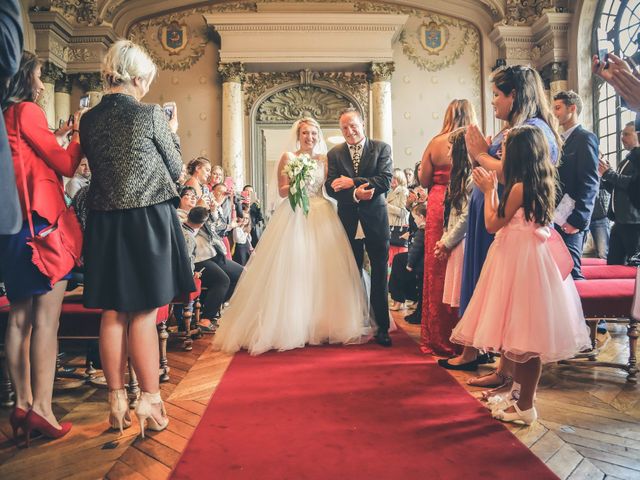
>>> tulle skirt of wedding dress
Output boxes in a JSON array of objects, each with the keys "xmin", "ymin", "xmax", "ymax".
[{"xmin": 213, "ymin": 195, "xmax": 371, "ymax": 355}]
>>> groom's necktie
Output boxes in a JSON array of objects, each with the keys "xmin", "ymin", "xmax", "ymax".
[{"xmin": 349, "ymin": 143, "xmax": 363, "ymax": 173}]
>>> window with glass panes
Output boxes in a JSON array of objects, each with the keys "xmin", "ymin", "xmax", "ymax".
[{"xmin": 594, "ymin": 0, "xmax": 640, "ymax": 167}]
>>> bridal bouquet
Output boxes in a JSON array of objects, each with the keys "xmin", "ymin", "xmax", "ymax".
[{"xmin": 284, "ymin": 153, "xmax": 316, "ymax": 216}]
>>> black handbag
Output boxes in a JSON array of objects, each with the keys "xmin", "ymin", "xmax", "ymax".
[{"xmin": 390, "ymin": 225, "xmax": 409, "ymax": 247}]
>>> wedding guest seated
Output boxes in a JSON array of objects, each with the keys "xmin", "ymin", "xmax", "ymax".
[
  {"xmin": 176, "ymin": 163, "xmax": 188, "ymax": 188},
  {"xmin": 387, "ymin": 168, "xmax": 410, "ymax": 266},
  {"xmin": 232, "ymin": 203, "xmax": 252, "ymax": 266},
  {"xmin": 191, "ymin": 207, "xmax": 244, "ymax": 330},
  {"xmin": 243, "ymin": 184, "xmax": 264, "ymax": 247},
  {"xmin": 184, "ymin": 157, "xmax": 212, "ymax": 206},
  {"xmin": 64, "ymin": 157, "xmax": 90, "ymax": 200},
  {"xmin": 394, "ymin": 202, "xmax": 426, "ymax": 325},
  {"xmin": 176, "ymin": 186, "xmax": 197, "ymax": 223}
]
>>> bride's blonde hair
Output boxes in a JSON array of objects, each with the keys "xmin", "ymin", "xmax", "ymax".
[{"xmin": 295, "ymin": 117, "xmax": 322, "ymax": 138}]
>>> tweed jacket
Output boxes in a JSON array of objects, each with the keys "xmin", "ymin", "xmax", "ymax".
[{"xmin": 79, "ymin": 93, "xmax": 182, "ymax": 211}]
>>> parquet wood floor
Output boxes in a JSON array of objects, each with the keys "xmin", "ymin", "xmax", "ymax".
[{"xmin": 0, "ymin": 311, "xmax": 637, "ymax": 479}]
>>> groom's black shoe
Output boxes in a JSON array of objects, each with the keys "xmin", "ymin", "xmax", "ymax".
[{"xmin": 375, "ymin": 331, "xmax": 392, "ymax": 347}]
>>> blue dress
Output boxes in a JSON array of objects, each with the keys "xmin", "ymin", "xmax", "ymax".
[{"xmin": 458, "ymin": 118, "xmax": 559, "ymax": 316}]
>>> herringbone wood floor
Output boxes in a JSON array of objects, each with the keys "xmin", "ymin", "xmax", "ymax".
[{"xmin": 0, "ymin": 311, "xmax": 638, "ymax": 480}]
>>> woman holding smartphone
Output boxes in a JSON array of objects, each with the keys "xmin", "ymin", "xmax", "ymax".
[{"xmin": 79, "ymin": 40, "xmax": 194, "ymax": 438}]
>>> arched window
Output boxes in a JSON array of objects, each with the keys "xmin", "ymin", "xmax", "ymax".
[{"xmin": 594, "ymin": 0, "xmax": 639, "ymax": 165}]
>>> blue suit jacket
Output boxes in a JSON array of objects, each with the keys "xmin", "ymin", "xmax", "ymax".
[
  {"xmin": 556, "ymin": 125, "xmax": 600, "ymax": 231},
  {"xmin": 0, "ymin": 0, "xmax": 23, "ymax": 234}
]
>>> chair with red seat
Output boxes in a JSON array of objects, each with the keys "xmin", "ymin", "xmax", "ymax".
[
  {"xmin": 582, "ymin": 265, "xmax": 637, "ymax": 280},
  {"xmin": 163, "ymin": 276, "xmax": 202, "ymax": 351},
  {"xmin": 568, "ymin": 278, "xmax": 638, "ymax": 383}
]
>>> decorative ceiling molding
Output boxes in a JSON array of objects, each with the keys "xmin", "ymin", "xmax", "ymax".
[{"xmin": 203, "ymin": 11, "xmax": 408, "ymax": 65}]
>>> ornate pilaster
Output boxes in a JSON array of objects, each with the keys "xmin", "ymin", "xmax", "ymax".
[
  {"xmin": 218, "ymin": 62, "xmax": 246, "ymax": 186},
  {"xmin": 543, "ymin": 61, "xmax": 568, "ymax": 101},
  {"xmin": 75, "ymin": 72, "xmax": 103, "ymax": 107},
  {"xmin": 54, "ymin": 74, "xmax": 73, "ymax": 129},
  {"xmin": 38, "ymin": 62, "xmax": 64, "ymax": 129},
  {"xmin": 369, "ymin": 62, "xmax": 394, "ymax": 148}
]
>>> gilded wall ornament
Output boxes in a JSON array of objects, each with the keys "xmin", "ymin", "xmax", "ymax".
[
  {"xmin": 503, "ymin": 0, "xmax": 555, "ymax": 26},
  {"xmin": 75, "ymin": 72, "xmax": 103, "ymax": 92},
  {"xmin": 257, "ymin": 86, "xmax": 353, "ymax": 123},
  {"xmin": 244, "ymin": 71, "xmax": 369, "ymax": 117},
  {"xmin": 128, "ymin": 12, "xmax": 208, "ymax": 71},
  {"xmin": 55, "ymin": 74, "xmax": 74, "ymax": 94},
  {"xmin": 51, "ymin": 0, "xmax": 100, "ymax": 26},
  {"xmin": 369, "ymin": 62, "xmax": 395, "ymax": 82},
  {"xmin": 159, "ymin": 21, "xmax": 189, "ymax": 55},
  {"xmin": 40, "ymin": 62, "xmax": 64, "ymax": 84},
  {"xmin": 420, "ymin": 21, "xmax": 448, "ymax": 55},
  {"xmin": 219, "ymin": 62, "xmax": 246, "ymax": 83}
]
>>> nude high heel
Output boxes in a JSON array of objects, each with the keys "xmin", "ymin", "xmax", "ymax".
[
  {"xmin": 135, "ymin": 391, "xmax": 169, "ymax": 438},
  {"xmin": 108, "ymin": 389, "xmax": 132, "ymax": 435}
]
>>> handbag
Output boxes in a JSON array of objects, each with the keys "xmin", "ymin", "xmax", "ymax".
[
  {"xmin": 14, "ymin": 105, "xmax": 83, "ymax": 285},
  {"xmin": 389, "ymin": 225, "xmax": 409, "ymax": 248}
]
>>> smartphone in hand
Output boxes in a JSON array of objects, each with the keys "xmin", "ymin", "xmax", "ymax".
[
  {"xmin": 598, "ymin": 49, "xmax": 610, "ymax": 69},
  {"xmin": 79, "ymin": 95, "xmax": 90, "ymax": 109},
  {"xmin": 163, "ymin": 103, "xmax": 175, "ymax": 120}
]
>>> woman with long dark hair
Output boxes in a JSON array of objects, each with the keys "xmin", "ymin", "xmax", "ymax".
[
  {"xmin": 440, "ymin": 66, "xmax": 561, "ymax": 397},
  {"xmin": 0, "ymin": 51, "xmax": 83, "ymax": 445},
  {"xmin": 418, "ymin": 99, "xmax": 476, "ymax": 356}
]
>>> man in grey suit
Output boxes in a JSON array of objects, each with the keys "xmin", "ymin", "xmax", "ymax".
[
  {"xmin": 0, "ymin": 0, "xmax": 23, "ymax": 234},
  {"xmin": 325, "ymin": 108, "xmax": 393, "ymax": 347}
]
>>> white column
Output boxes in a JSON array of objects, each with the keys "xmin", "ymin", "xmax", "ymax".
[
  {"xmin": 37, "ymin": 62, "xmax": 62, "ymax": 129},
  {"xmin": 369, "ymin": 62, "xmax": 394, "ymax": 150},
  {"xmin": 219, "ymin": 62, "xmax": 245, "ymax": 187},
  {"xmin": 54, "ymin": 74, "xmax": 72, "ymax": 128},
  {"xmin": 37, "ymin": 82, "xmax": 56, "ymax": 129}
]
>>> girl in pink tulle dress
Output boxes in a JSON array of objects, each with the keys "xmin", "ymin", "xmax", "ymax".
[{"xmin": 450, "ymin": 125, "xmax": 591, "ymax": 425}]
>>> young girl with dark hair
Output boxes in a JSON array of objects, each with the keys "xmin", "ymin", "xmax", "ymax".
[{"xmin": 450, "ymin": 126, "xmax": 590, "ymax": 425}]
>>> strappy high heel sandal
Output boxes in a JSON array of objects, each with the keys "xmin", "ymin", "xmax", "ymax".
[
  {"xmin": 108, "ymin": 389, "xmax": 132, "ymax": 434},
  {"xmin": 135, "ymin": 391, "xmax": 169, "ymax": 438}
]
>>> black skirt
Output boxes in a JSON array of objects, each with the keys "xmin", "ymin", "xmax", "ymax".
[{"xmin": 83, "ymin": 201, "xmax": 195, "ymax": 312}]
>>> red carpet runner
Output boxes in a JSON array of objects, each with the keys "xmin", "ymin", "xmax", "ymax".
[{"xmin": 171, "ymin": 331, "xmax": 557, "ymax": 479}]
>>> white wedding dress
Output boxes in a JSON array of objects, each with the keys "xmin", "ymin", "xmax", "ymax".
[{"xmin": 213, "ymin": 154, "xmax": 372, "ymax": 355}]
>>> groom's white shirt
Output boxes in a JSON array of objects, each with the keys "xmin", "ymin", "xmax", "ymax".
[{"xmin": 346, "ymin": 137, "xmax": 367, "ymax": 239}]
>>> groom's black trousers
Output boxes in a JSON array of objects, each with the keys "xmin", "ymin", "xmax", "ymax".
[{"xmin": 349, "ymin": 236, "xmax": 390, "ymax": 333}]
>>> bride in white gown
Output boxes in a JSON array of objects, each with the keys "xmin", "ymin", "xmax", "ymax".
[{"xmin": 213, "ymin": 118, "xmax": 371, "ymax": 355}]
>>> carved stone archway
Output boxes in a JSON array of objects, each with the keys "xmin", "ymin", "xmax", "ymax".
[{"xmin": 249, "ymin": 74, "xmax": 367, "ymax": 211}]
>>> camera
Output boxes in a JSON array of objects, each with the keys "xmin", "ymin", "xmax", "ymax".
[
  {"xmin": 163, "ymin": 103, "xmax": 175, "ymax": 120},
  {"xmin": 79, "ymin": 95, "xmax": 90, "ymax": 109}
]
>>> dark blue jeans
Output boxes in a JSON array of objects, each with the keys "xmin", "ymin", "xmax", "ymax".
[
  {"xmin": 555, "ymin": 225, "xmax": 586, "ymax": 280},
  {"xmin": 588, "ymin": 218, "xmax": 610, "ymax": 259}
]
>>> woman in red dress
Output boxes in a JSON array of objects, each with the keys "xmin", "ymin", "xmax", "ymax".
[{"xmin": 418, "ymin": 99, "xmax": 476, "ymax": 356}]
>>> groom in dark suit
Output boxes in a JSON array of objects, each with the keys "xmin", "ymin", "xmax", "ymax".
[
  {"xmin": 553, "ymin": 90, "xmax": 600, "ymax": 280},
  {"xmin": 325, "ymin": 108, "xmax": 393, "ymax": 346}
]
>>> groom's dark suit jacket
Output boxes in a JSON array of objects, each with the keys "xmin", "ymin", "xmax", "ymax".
[{"xmin": 325, "ymin": 139, "xmax": 393, "ymax": 242}]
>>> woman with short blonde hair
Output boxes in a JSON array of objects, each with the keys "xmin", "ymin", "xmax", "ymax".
[{"xmin": 80, "ymin": 39, "xmax": 194, "ymax": 438}]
